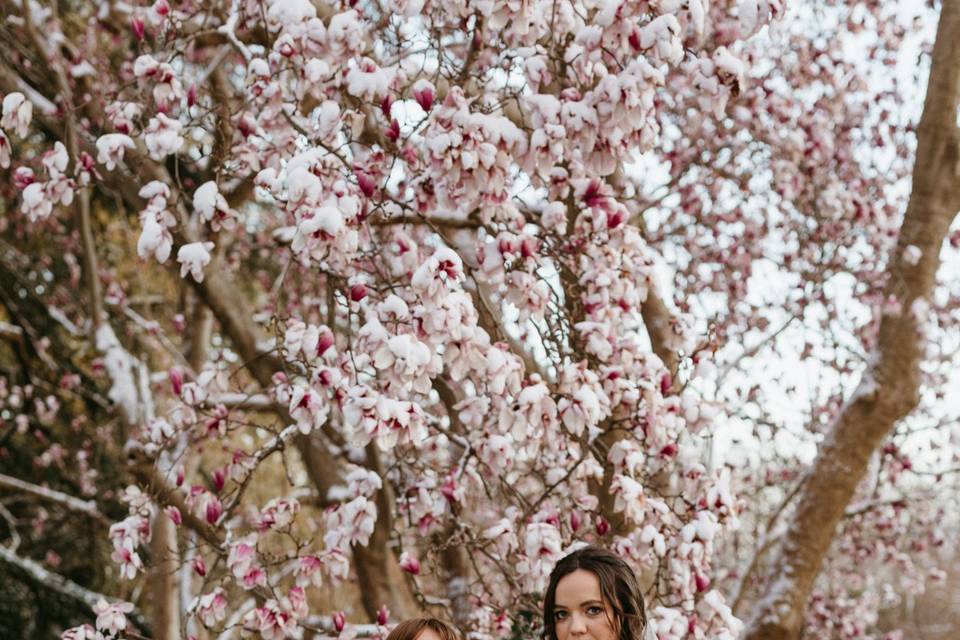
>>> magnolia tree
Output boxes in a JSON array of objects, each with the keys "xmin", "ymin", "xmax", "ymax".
[{"xmin": 0, "ymin": 0, "xmax": 958, "ymax": 639}]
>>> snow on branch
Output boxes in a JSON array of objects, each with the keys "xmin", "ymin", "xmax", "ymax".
[
  {"xmin": 0, "ymin": 472, "xmax": 110, "ymax": 525},
  {"xmin": 0, "ymin": 545, "xmax": 151, "ymax": 633}
]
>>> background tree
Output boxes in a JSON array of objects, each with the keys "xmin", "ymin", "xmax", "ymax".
[{"xmin": 0, "ymin": 1, "xmax": 957, "ymax": 640}]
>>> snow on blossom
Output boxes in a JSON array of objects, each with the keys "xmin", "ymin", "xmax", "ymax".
[
  {"xmin": 523, "ymin": 522, "xmax": 563, "ymax": 560},
  {"xmin": 43, "ymin": 141, "xmax": 69, "ymax": 178},
  {"xmin": 138, "ymin": 180, "xmax": 171, "ymax": 203},
  {"xmin": 2, "ymin": 92, "xmax": 32, "ymax": 137},
  {"xmin": 137, "ymin": 209, "xmax": 175, "ymax": 263},
  {"xmin": 703, "ymin": 590, "xmax": 743, "ymax": 636},
  {"xmin": 557, "ymin": 385, "xmax": 608, "ymax": 438},
  {"xmin": 478, "ymin": 434, "xmax": 515, "ymax": 472},
  {"xmin": 411, "ymin": 247, "xmax": 464, "ymax": 298},
  {"xmin": 193, "ymin": 181, "xmax": 236, "ymax": 230},
  {"xmin": 96, "ymin": 134, "xmax": 135, "ymax": 171},
  {"xmin": 143, "ymin": 112, "xmax": 183, "ymax": 160},
  {"xmin": 266, "ymin": 0, "xmax": 317, "ymax": 28},
  {"xmin": 345, "ymin": 57, "xmax": 391, "ymax": 100},
  {"xmin": 647, "ymin": 606, "xmax": 689, "ymax": 638},
  {"xmin": 518, "ymin": 522, "xmax": 565, "ymax": 591},
  {"xmin": 105, "ymin": 100, "xmax": 142, "ymax": 134},
  {"xmin": 641, "ymin": 524, "xmax": 667, "ymax": 558},
  {"xmin": 371, "ymin": 333, "xmax": 436, "ymax": 391},
  {"xmin": 411, "ymin": 78, "xmax": 435, "ymax": 111},
  {"xmin": 177, "ymin": 241, "xmax": 214, "ymax": 282},
  {"xmin": 132, "ymin": 54, "xmax": 182, "ymax": 108},
  {"xmin": 738, "ymin": 0, "xmax": 783, "ymax": 38},
  {"xmin": 326, "ymin": 9, "xmax": 365, "ymax": 58},
  {"xmin": 290, "ymin": 202, "xmax": 359, "ymax": 263},
  {"xmin": 420, "ymin": 87, "xmax": 526, "ymax": 210},
  {"xmin": 639, "ymin": 15, "xmax": 683, "ymax": 65},
  {"xmin": 389, "ymin": 0, "xmax": 424, "ymax": 17}
]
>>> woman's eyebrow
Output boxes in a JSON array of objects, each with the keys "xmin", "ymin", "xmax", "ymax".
[
  {"xmin": 557, "ymin": 599, "xmax": 604, "ymax": 608},
  {"xmin": 576, "ymin": 599, "xmax": 606, "ymax": 608}
]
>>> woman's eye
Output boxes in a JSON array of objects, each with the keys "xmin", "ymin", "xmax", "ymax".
[
  {"xmin": 586, "ymin": 606, "xmax": 604, "ymax": 616},
  {"xmin": 555, "ymin": 611, "xmax": 568, "ymax": 621}
]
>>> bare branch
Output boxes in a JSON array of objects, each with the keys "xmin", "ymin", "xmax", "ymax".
[
  {"xmin": 0, "ymin": 545, "xmax": 151, "ymax": 634},
  {"xmin": 0, "ymin": 472, "xmax": 111, "ymax": 526}
]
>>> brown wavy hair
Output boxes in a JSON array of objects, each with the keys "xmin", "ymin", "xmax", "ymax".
[
  {"xmin": 542, "ymin": 546, "xmax": 647, "ymax": 640},
  {"xmin": 386, "ymin": 617, "xmax": 462, "ymax": 640}
]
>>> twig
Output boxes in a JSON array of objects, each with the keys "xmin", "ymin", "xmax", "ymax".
[{"xmin": 0, "ymin": 472, "xmax": 111, "ymax": 527}]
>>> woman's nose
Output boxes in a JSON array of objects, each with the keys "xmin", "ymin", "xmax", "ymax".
[{"xmin": 569, "ymin": 613, "xmax": 588, "ymax": 635}]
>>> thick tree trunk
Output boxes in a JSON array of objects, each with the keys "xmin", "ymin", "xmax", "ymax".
[
  {"xmin": 149, "ymin": 513, "xmax": 181, "ymax": 640},
  {"xmin": 742, "ymin": 4, "xmax": 960, "ymax": 637}
]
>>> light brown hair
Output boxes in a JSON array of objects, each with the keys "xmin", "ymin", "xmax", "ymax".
[{"xmin": 386, "ymin": 617, "xmax": 462, "ymax": 640}]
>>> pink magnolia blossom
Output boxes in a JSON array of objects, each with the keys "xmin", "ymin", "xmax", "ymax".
[
  {"xmin": 192, "ymin": 588, "xmax": 227, "ymax": 626},
  {"xmin": 60, "ymin": 625, "xmax": 100, "ymax": 640},
  {"xmin": 398, "ymin": 551, "xmax": 420, "ymax": 575},
  {"xmin": 93, "ymin": 599, "xmax": 134, "ymax": 635},
  {"xmin": 164, "ymin": 505, "xmax": 181, "ymax": 525}
]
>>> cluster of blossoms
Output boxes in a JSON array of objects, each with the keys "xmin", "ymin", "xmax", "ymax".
[{"xmin": 4, "ymin": 0, "xmax": 773, "ymax": 636}]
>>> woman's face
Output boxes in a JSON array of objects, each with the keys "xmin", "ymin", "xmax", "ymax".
[{"xmin": 553, "ymin": 569, "xmax": 618, "ymax": 640}]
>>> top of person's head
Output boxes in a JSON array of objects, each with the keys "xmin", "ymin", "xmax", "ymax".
[
  {"xmin": 385, "ymin": 617, "xmax": 462, "ymax": 640},
  {"xmin": 541, "ymin": 545, "xmax": 647, "ymax": 640}
]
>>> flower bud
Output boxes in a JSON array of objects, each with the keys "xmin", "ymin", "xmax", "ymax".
[{"xmin": 333, "ymin": 611, "xmax": 346, "ymax": 633}]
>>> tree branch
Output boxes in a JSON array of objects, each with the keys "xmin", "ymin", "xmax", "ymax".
[
  {"xmin": 0, "ymin": 545, "xmax": 151, "ymax": 634},
  {"xmin": 0, "ymin": 472, "xmax": 111, "ymax": 527}
]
